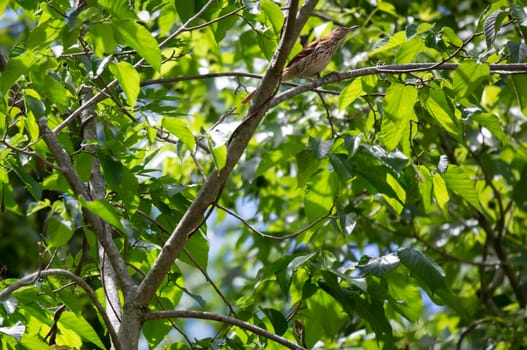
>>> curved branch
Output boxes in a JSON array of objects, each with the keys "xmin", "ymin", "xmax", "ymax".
[
  {"xmin": 38, "ymin": 121, "xmax": 134, "ymax": 294},
  {"xmin": 134, "ymin": 0, "xmax": 318, "ymax": 306},
  {"xmin": 215, "ymin": 202, "xmax": 335, "ymax": 241},
  {"xmin": 0, "ymin": 269, "xmax": 120, "ymax": 350},
  {"xmin": 144, "ymin": 310, "xmax": 305, "ymax": 350}
]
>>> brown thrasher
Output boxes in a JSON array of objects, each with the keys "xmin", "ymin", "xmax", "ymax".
[{"xmin": 242, "ymin": 25, "xmax": 358, "ymax": 104}]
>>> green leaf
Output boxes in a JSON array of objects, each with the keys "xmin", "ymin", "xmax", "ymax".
[
  {"xmin": 99, "ymin": 0, "xmax": 136, "ymax": 19},
  {"xmin": 381, "ymin": 84, "xmax": 417, "ymax": 150},
  {"xmin": 369, "ymin": 31, "xmax": 407, "ymax": 57},
  {"xmin": 384, "ymin": 270, "xmax": 423, "ymax": 322},
  {"xmin": 452, "ymin": 61, "xmax": 490, "ymax": 99},
  {"xmin": 26, "ymin": 199, "xmax": 51, "ymax": 216},
  {"xmin": 29, "ymin": 61, "xmax": 72, "ymax": 113},
  {"xmin": 338, "ymin": 212, "xmax": 357, "ymax": 235},
  {"xmin": 395, "ymin": 36, "xmax": 425, "ymax": 63},
  {"xmin": 80, "ymin": 198, "xmax": 126, "ymax": 233},
  {"xmin": 442, "ymin": 27, "xmax": 463, "ymax": 47},
  {"xmin": 308, "ymin": 137, "xmax": 332, "ymax": 159},
  {"xmin": 420, "ymin": 88, "xmax": 461, "ymax": 138},
  {"xmin": 8, "ymin": 158, "xmax": 42, "ymax": 201},
  {"xmin": 319, "ymin": 270, "xmax": 393, "ymax": 340},
  {"xmin": 328, "ymin": 152, "xmax": 353, "ymax": 182},
  {"xmin": 60, "ymin": 311, "xmax": 106, "ymax": 349},
  {"xmin": 383, "ymin": 84, "xmax": 418, "ymax": 123},
  {"xmin": 179, "ymin": 230, "xmax": 209, "ymax": 270},
  {"xmin": 432, "ymin": 173, "xmax": 449, "ymax": 210},
  {"xmin": 383, "ymin": 172, "xmax": 406, "ymax": 215},
  {"xmin": 89, "ymin": 23, "xmax": 118, "ymax": 57},
  {"xmin": 304, "ymin": 170, "xmax": 337, "ymax": 222},
  {"xmin": 109, "ymin": 62, "xmax": 140, "ymax": 107},
  {"xmin": 162, "ymin": 117, "xmax": 195, "ymax": 150},
  {"xmin": 416, "ymin": 165, "xmax": 433, "ymax": 213},
  {"xmin": 302, "ymin": 288, "xmax": 348, "ymax": 348},
  {"xmin": 443, "ymin": 165, "xmax": 482, "ymax": 211},
  {"xmin": 112, "ymin": 19, "xmax": 161, "ymax": 71},
  {"xmin": 260, "ymin": 308, "xmax": 288, "ymax": 336},
  {"xmin": 296, "ymin": 150, "xmax": 319, "ymax": 187},
  {"xmin": 174, "ymin": 0, "xmax": 195, "ymax": 22},
  {"xmin": 398, "ymin": 247, "xmax": 446, "ymax": 292},
  {"xmin": 0, "ymin": 51, "xmax": 38, "ymax": 95},
  {"xmin": 26, "ymin": 19, "xmax": 64, "ymax": 49},
  {"xmin": 99, "ymin": 152, "xmax": 140, "ymax": 211},
  {"xmin": 484, "ymin": 10, "xmax": 509, "ymax": 48},
  {"xmin": 259, "ymin": 0, "xmax": 284, "ymax": 35},
  {"xmin": 398, "ymin": 248, "xmax": 461, "ymax": 315},
  {"xmin": 47, "ymin": 216, "xmax": 74, "ymax": 248},
  {"xmin": 74, "ymin": 152, "xmax": 94, "ymax": 182},
  {"xmin": 359, "ymin": 254, "xmax": 400, "ymax": 276},
  {"xmin": 511, "ymin": 75, "xmax": 527, "ymax": 116},
  {"xmin": 338, "ymin": 78, "xmax": 364, "ymax": 111},
  {"xmin": 211, "ymin": 144, "xmax": 227, "ymax": 171}
]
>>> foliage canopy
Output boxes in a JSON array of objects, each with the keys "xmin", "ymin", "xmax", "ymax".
[{"xmin": 1, "ymin": 0, "xmax": 527, "ymax": 349}]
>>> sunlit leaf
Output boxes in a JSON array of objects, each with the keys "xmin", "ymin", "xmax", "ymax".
[
  {"xmin": 359, "ymin": 254, "xmax": 400, "ymax": 276},
  {"xmin": 338, "ymin": 78, "xmax": 364, "ymax": 111},
  {"xmin": 109, "ymin": 61, "xmax": 140, "ymax": 107},
  {"xmin": 453, "ymin": 61, "xmax": 490, "ymax": 98},
  {"xmin": 112, "ymin": 19, "xmax": 161, "ymax": 71},
  {"xmin": 395, "ymin": 36, "xmax": 425, "ymax": 63},
  {"xmin": 179, "ymin": 231, "xmax": 209, "ymax": 270},
  {"xmin": 162, "ymin": 117, "xmax": 195, "ymax": 150},
  {"xmin": 443, "ymin": 165, "xmax": 482, "ymax": 211},
  {"xmin": 47, "ymin": 216, "xmax": 73, "ymax": 248},
  {"xmin": 89, "ymin": 23, "xmax": 118, "ymax": 57},
  {"xmin": 99, "ymin": 0, "xmax": 135, "ymax": 19},
  {"xmin": 60, "ymin": 311, "xmax": 105, "ymax": 349},
  {"xmin": 0, "ymin": 51, "xmax": 38, "ymax": 95},
  {"xmin": 421, "ymin": 87, "xmax": 461, "ymax": 138},
  {"xmin": 432, "ymin": 173, "xmax": 449, "ymax": 210}
]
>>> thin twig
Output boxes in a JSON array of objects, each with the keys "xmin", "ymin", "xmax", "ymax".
[
  {"xmin": 183, "ymin": 5, "xmax": 245, "ymax": 32},
  {"xmin": 215, "ymin": 201, "xmax": 335, "ymax": 240}
]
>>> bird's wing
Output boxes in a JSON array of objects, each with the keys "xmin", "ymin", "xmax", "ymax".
[{"xmin": 285, "ymin": 39, "xmax": 320, "ymax": 67}]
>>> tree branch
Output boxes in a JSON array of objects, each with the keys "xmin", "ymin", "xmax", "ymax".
[
  {"xmin": 0, "ymin": 269, "xmax": 120, "ymax": 350},
  {"xmin": 38, "ymin": 120, "xmax": 134, "ymax": 293},
  {"xmin": 135, "ymin": 0, "xmax": 318, "ymax": 306},
  {"xmin": 144, "ymin": 310, "xmax": 305, "ymax": 350},
  {"xmin": 215, "ymin": 201, "xmax": 335, "ymax": 241},
  {"xmin": 80, "ymin": 86, "xmax": 123, "ymax": 334},
  {"xmin": 268, "ymin": 63, "xmax": 527, "ymax": 107}
]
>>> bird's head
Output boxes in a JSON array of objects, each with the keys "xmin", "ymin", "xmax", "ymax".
[{"xmin": 332, "ymin": 25, "xmax": 359, "ymax": 39}]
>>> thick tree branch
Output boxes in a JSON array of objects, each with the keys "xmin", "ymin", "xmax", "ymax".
[
  {"xmin": 144, "ymin": 310, "xmax": 305, "ymax": 350},
  {"xmin": 80, "ymin": 86, "xmax": 123, "ymax": 336},
  {"xmin": 135, "ymin": 0, "xmax": 318, "ymax": 306},
  {"xmin": 268, "ymin": 63, "xmax": 527, "ymax": 107},
  {"xmin": 0, "ymin": 269, "xmax": 120, "ymax": 350},
  {"xmin": 38, "ymin": 120, "xmax": 134, "ymax": 293}
]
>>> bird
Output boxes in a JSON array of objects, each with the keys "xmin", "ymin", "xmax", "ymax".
[{"xmin": 241, "ymin": 25, "xmax": 358, "ymax": 104}]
